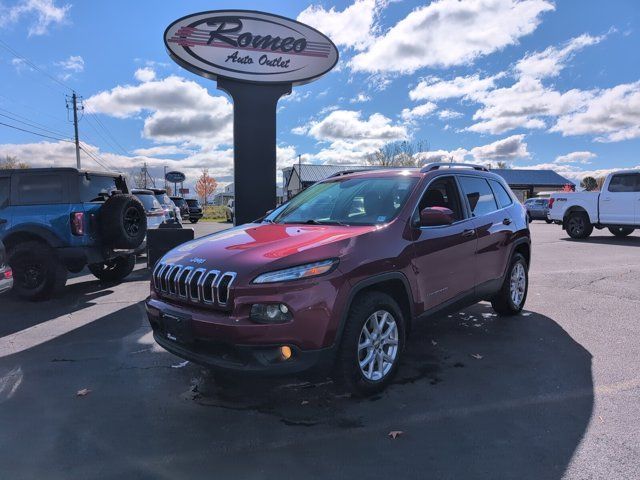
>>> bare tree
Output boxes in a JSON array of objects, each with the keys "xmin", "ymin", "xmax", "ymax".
[
  {"xmin": 0, "ymin": 155, "xmax": 30, "ymax": 169},
  {"xmin": 366, "ymin": 140, "xmax": 429, "ymax": 167},
  {"xmin": 495, "ymin": 161, "xmax": 511, "ymax": 169},
  {"xmin": 581, "ymin": 176, "xmax": 598, "ymax": 191}
]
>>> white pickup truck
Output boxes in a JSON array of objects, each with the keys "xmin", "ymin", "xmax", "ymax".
[{"xmin": 548, "ymin": 170, "xmax": 640, "ymax": 239}]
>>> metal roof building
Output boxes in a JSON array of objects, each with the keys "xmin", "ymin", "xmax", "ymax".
[{"xmin": 282, "ymin": 164, "xmax": 574, "ymax": 202}]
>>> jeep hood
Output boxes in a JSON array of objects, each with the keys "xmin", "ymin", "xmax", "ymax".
[{"xmin": 160, "ymin": 222, "xmax": 379, "ymax": 278}]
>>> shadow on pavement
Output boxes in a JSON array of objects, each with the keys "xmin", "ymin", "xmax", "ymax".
[
  {"xmin": 0, "ymin": 302, "xmax": 593, "ymax": 480},
  {"xmin": 561, "ymin": 233, "xmax": 640, "ymax": 246}
]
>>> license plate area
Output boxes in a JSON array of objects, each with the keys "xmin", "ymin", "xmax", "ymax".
[{"xmin": 161, "ymin": 311, "xmax": 193, "ymax": 344}]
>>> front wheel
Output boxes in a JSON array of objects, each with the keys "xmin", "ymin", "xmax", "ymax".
[
  {"xmin": 566, "ymin": 212, "xmax": 593, "ymax": 239},
  {"xmin": 88, "ymin": 255, "xmax": 136, "ymax": 283},
  {"xmin": 545, "ymin": 219, "xmax": 553, "ymax": 224},
  {"xmin": 608, "ymin": 227, "xmax": 634, "ymax": 237},
  {"xmin": 8, "ymin": 240, "xmax": 67, "ymax": 300},
  {"xmin": 334, "ymin": 292, "xmax": 405, "ymax": 396},
  {"xmin": 491, "ymin": 253, "xmax": 529, "ymax": 316}
]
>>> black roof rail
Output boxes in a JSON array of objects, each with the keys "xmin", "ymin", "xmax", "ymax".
[
  {"xmin": 420, "ymin": 162, "xmax": 489, "ymax": 173},
  {"xmin": 328, "ymin": 168, "xmax": 374, "ymax": 178}
]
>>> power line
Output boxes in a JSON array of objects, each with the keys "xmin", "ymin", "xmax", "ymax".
[
  {"xmin": 0, "ymin": 120, "xmax": 74, "ymax": 143},
  {"xmin": 84, "ymin": 107, "xmax": 129, "ymax": 156},
  {"xmin": 0, "ymin": 110, "xmax": 70, "ymax": 139},
  {"xmin": 0, "ymin": 39, "xmax": 72, "ymax": 93},
  {"xmin": 79, "ymin": 145, "xmax": 111, "ymax": 171},
  {"xmin": 79, "ymin": 141, "xmax": 118, "ymax": 172}
]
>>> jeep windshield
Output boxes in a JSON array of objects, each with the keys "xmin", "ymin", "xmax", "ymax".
[{"xmin": 267, "ymin": 176, "xmax": 418, "ymax": 226}]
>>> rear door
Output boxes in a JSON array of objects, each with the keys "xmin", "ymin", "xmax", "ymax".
[
  {"xmin": 600, "ymin": 174, "xmax": 638, "ymax": 225},
  {"xmin": 411, "ymin": 175, "xmax": 477, "ymax": 309},
  {"xmin": 458, "ymin": 175, "xmax": 516, "ymax": 287}
]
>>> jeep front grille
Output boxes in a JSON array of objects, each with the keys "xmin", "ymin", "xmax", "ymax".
[{"xmin": 152, "ymin": 262, "xmax": 236, "ymax": 307}]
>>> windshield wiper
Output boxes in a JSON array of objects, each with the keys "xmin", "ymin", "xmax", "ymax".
[{"xmin": 304, "ymin": 219, "xmax": 349, "ymax": 226}]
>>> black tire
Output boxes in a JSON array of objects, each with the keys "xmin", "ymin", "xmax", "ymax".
[
  {"xmin": 8, "ymin": 240, "xmax": 67, "ymax": 300},
  {"xmin": 545, "ymin": 219, "xmax": 553, "ymax": 224},
  {"xmin": 608, "ymin": 227, "xmax": 634, "ymax": 237},
  {"xmin": 334, "ymin": 292, "xmax": 406, "ymax": 396},
  {"xmin": 99, "ymin": 194, "xmax": 147, "ymax": 249},
  {"xmin": 189, "ymin": 219, "xmax": 199, "ymax": 224},
  {"xmin": 88, "ymin": 255, "xmax": 136, "ymax": 283},
  {"xmin": 566, "ymin": 212, "xmax": 593, "ymax": 239},
  {"xmin": 491, "ymin": 253, "xmax": 529, "ymax": 316}
]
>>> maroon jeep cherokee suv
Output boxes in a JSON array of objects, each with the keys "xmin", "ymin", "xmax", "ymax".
[{"xmin": 146, "ymin": 163, "xmax": 530, "ymax": 395}]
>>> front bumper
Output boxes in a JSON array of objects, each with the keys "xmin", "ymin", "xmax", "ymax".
[{"xmin": 146, "ymin": 300, "xmax": 335, "ymax": 375}]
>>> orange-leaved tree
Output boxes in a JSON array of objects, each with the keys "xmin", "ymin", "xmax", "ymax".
[{"xmin": 195, "ymin": 169, "xmax": 217, "ymax": 206}]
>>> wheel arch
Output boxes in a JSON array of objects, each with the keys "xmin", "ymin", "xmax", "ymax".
[
  {"xmin": 336, "ymin": 272, "xmax": 415, "ymax": 346},
  {"xmin": 563, "ymin": 206, "xmax": 591, "ymax": 226},
  {"xmin": 2, "ymin": 226, "xmax": 60, "ymax": 252}
]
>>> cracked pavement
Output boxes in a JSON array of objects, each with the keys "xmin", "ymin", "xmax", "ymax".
[{"xmin": 1, "ymin": 222, "xmax": 639, "ymax": 479}]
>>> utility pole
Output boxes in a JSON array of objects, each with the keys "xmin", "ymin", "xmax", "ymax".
[
  {"xmin": 164, "ymin": 165, "xmax": 168, "ymax": 190},
  {"xmin": 66, "ymin": 92, "xmax": 83, "ymax": 169}
]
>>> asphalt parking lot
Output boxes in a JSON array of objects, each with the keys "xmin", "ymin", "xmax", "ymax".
[{"xmin": 1, "ymin": 221, "xmax": 639, "ymax": 479}]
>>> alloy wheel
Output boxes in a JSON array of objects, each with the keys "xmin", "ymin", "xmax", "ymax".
[
  {"xmin": 510, "ymin": 262, "xmax": 526, "ymax": 307},
  {"xmin": 357, "ymin": 309, "xmax": 399, "ymax": 382}
]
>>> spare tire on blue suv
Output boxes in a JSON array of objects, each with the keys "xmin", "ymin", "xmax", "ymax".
[{"xmin": 99, "ymin": 194, "xmax": 147, "ymax": 249}]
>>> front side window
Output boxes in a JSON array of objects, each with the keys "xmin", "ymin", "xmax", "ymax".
[
  {"xmin": 266, "ymin": 176, "xmax": 418, "ymax": 226},
  {"xmin": 608, "ymin": 174, "xmax": 640, "ymax": 193},
  {"xmin": 458, "ymin": 176, "xmax": 498, "ymax": 218},
  {"xmin": 0, "ymin": 177, "xmax": 9, "ymax": 208},
  {"xmin": 418, "ymin": 176, "xmax": 464, "ymax": 222}
]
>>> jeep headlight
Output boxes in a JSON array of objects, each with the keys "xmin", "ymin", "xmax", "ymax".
[{"xmin": 252, "ymin": 259, "xmax": 338, "ymax": 284}]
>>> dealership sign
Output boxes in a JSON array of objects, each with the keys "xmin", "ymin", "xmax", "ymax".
[
  {"xmin": 165, "ymin": 171, "xmax": 186, "ymax": 183},
  {"xmin": 164, "ymin": 10, "xmax": 339, "ymax": 85}
]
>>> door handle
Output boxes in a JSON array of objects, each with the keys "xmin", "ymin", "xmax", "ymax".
[
  {"xmin": 503, "ymin": 218, "xmax": 512, "ymax": 226},
  {"xmin": 462, "ymin": 229, "xmax": 476, "ymax": 238},
  {"xmin": 602, "ymin": 198, "xmax": 611, "ymax": 202}
]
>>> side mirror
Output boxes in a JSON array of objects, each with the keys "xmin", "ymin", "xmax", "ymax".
[{"xmin": 420, "ymin": 207, "xmax": 454, "ymax": 227}]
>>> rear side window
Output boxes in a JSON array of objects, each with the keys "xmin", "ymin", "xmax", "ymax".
[
  {"xmin": 135, "ymin": 194, "xmax": 161, "ymax": 211},
  {"xmin": 0, "ymin": 177, "xmax": 9, "ymax": 208},
  {"xmin": 17, "ymin": 174, "xmax": 65, "ymax": 205},
  {"xmin": 186, "ymin": 199, "xmax": 199, "ymax": 207},
  {"xmin": 608, "ymin": 174, "xmax": 640, "ymax": 192},
  {"xmin": 80, "ymin": 175, "xmax": 120, "ymax": 202},
  {"xmin": 489, "ymin": 180, "xmax": 514, "ymax": 209},
  {"xmin": 458, "ymin": 176, "xmax": 498, "ymax": 217}
]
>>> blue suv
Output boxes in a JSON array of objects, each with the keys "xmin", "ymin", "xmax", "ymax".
[{"xmin": 0, "ymin": 168, "xmax": 147, "ymax": 300}]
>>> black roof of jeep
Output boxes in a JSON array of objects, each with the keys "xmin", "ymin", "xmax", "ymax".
[{"xmin": 0, "ymin": 167, "xmax": 125, "ymax": 177}]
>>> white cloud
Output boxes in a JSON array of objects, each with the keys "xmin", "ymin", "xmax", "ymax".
[
  {"xmin": 518, "ymin": 162, "xmax": 640, "ymax": 185},
  {"xmin": 401, "ymin": 102, "xmax": 437, "ymax": 122},
  {"xmin": 438, "ymin": 109, "xmax": 463, "ymax": 120},
  {"xmin": 551, "ymin": 81, "xmax": 640, "ymax": 142},
  {"xmin": 134, "ymin": 67, "xmax": 156, "ymax": 83},
  {"xmin": 132, "ymin": 145, "xmax": 191, "ymax": 157},
  {"xmin": 416, "ymin": 134, "xmax": 529, "ymax": 166},
  {"xmin": 469, "ymin": 134, "xmax": 529, "ymax": 160},
  {"xmin": 554, "ymin": 151, "xmax": 596, "ymax": 164},
  {"xmin": 350, "ymin": 93, "xmax": 371, "ymax": 103},
  {"xmin": 56, "ymin": 55, "xmax": 84, "ymax": 73},
  {"xmin": 515, "ymin": 34, "xmax": 604, "ymax": 79},
  {"xmin": 85, "ymin": 75, "xmax": 233, "ymax": 146},
  {"xmin": 297, "ymin": 0, "xmax": 383, "ymax": 51},
  {"xmin": 0, "ymin": 0, "xmax": 70, "ymax": 36},
  {"xmin": 350, "ymin": 0, "xmax": 554, "ymax": 73},
  {"xmin": 409, "ymin": 74, "xmax": 503, "ymax": 101}
]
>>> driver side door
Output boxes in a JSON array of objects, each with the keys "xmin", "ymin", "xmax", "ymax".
[{"xmin": 411, "ymin": 176, "xmax": 477, "ymax": 312}]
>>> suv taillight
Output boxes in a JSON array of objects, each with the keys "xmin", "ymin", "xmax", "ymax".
[
  {"xmin": 71, "ymin": 212, "xmax": 85, "ymax": 235},
  {"xmin": 548, "ymin": 198, "xmax": 555, "ymax": 209},
  {"xmin": 3, "ymin": 268, "xmax": 12, "ymax": 279}
]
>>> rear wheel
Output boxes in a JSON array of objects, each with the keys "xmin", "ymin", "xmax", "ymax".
[
  {"xmin": 334, "ymin": 292, "xmax": 405, "ymax": 396},
  {"xmin": 189, "ymin": 219, "xmax": 199, "ymax": 224},
  {"xmin": 608, "ymin": 227, "xmax": 634, "ymax": 237},
  {"xmin": 8, "ymin": 240, "xmax": 67, "ymax": 300},
  {"xmin": 88, "ymin": 255, "xmax": 136, "ymax": 283},
  {"xmin": 491, "ymin": 253, "xmax": 528, "ymax": 316},
  {"xmin": 545, "ymin": 219, "xmax": 553, "ymax": 224},
  {"xmin": 566, "ymin": 212, "xmax": 593, "ymax": 239}
]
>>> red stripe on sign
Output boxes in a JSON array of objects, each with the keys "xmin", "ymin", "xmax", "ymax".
[{"xmin": 168, "ymin": 38, "xmax": 330, "ymax": 58}]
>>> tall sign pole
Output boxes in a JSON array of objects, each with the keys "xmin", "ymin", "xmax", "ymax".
[{"xmin": 164, "ymin": 10, "xmax": 338, "ymax": 225}]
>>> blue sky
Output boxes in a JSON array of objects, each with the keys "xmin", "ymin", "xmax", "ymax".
[{"xmin": 0, "ymin": 0, "xmax": 639, "ymax": 189}]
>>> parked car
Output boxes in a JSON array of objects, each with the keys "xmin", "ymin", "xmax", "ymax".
[
  {"xmin": 170, "ymin": 196, "xmax": 190, "ymax": 221},
  {"xmin": 0, "ymin": 168, "xmax": 147, "ymax": 300},
  {"xmin": 224, "ymin": 198, "xmax": 234, "ymax": 223},
  {"xmin": 133, "ymin": 189, "xmax": 167, "ymax": 253},
  {"xmin": 524, "ymin": 198, "xmax": 552, "ymax": 223},
  {"xmin": 146, "ymin": 163, "xmax": 531, "ymax": 395},
  {"xmin": 185, "ymin": 198, "xmax": 203, "ymax": 224},
  {"xmin": 0, "ymin": 239, "xmax": 12, "ymax": 295},
  {"xmin": 548, "ymin": 170, "xmax": 639, "ymax": 239},
  {"xmin": 150, "ymin": 188, "xmax": 181, "ymax": 225}
]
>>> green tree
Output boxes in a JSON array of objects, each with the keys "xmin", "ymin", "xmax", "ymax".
[{"xmin": 580, "ymin": 176, "xmax": 598, "ymax": 191}]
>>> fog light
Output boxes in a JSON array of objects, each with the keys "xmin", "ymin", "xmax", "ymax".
[
  {"xmin": 250, "ymin": 303, "xmax": 292, "ymax": 324},
  {"xmin": 280, "ymin": 346, "xmax": 292, "ymax": 360}
]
